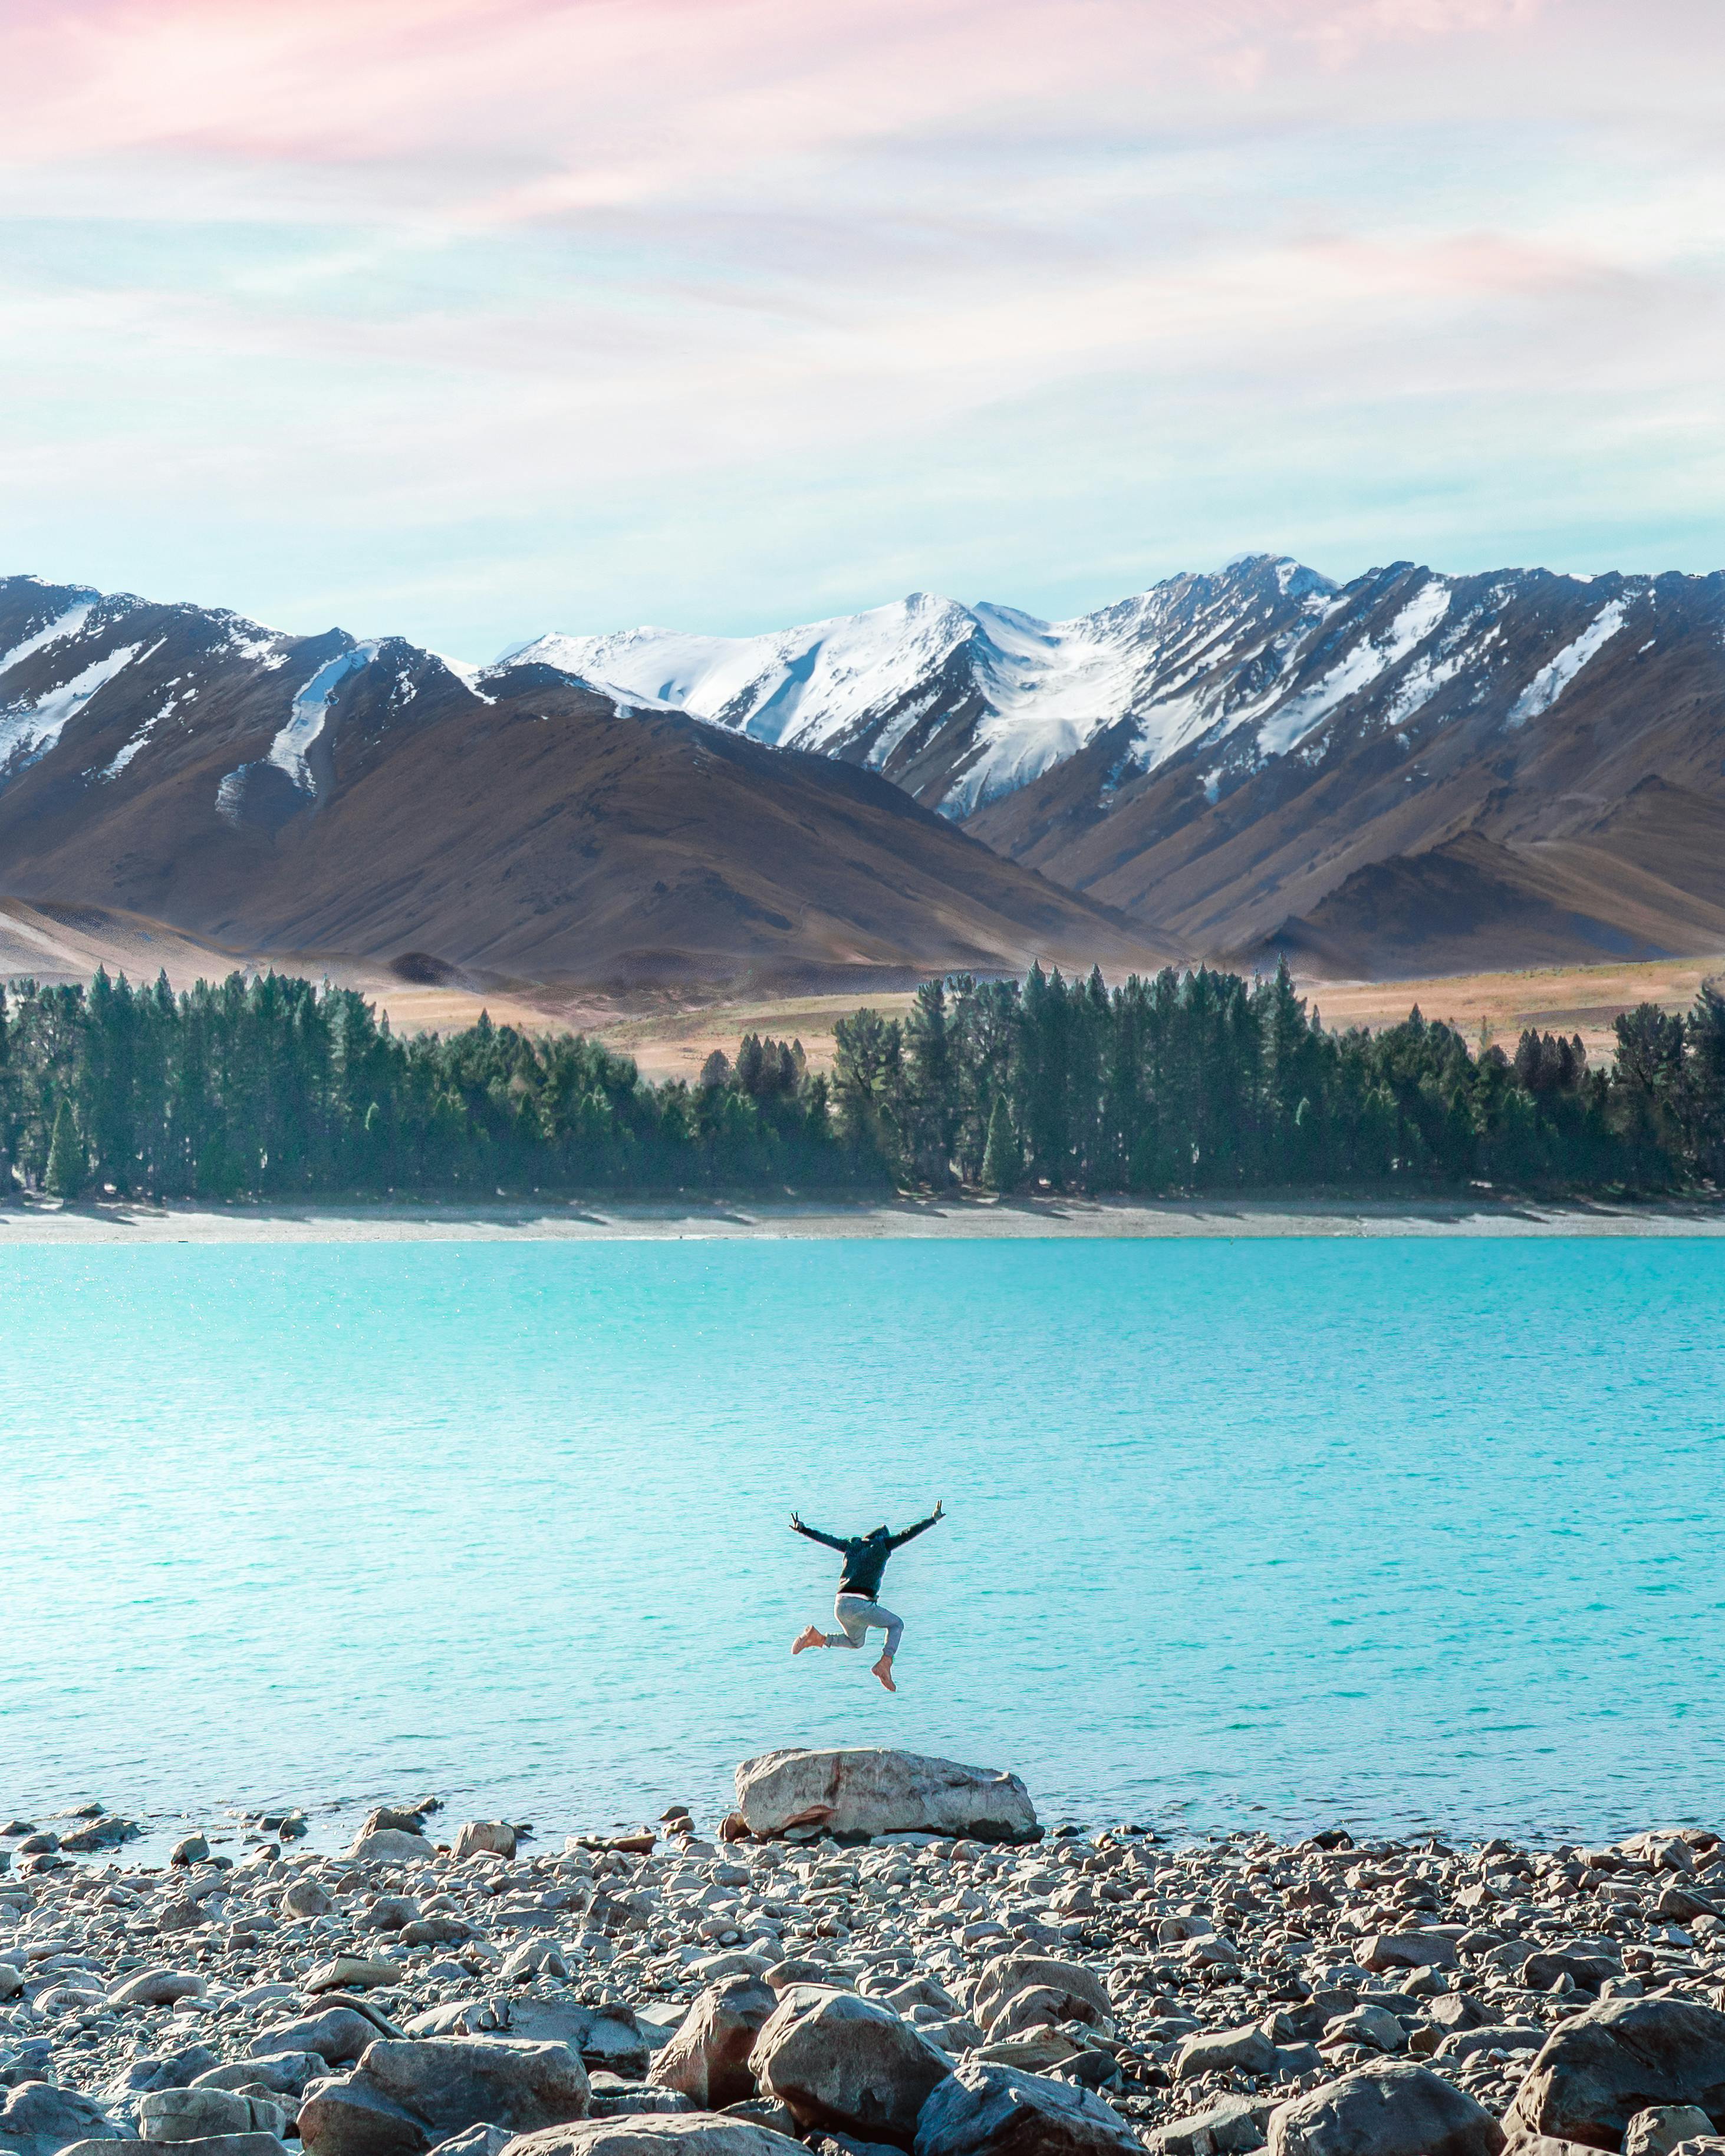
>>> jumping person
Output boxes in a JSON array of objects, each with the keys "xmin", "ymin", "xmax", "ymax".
[{"xmin": 789, "ymin": 1502, "xmax": 944, "ymax": 1691}]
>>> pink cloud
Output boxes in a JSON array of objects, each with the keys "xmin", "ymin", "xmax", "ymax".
[{"xmin": 0, "ymin": 0, "xmax": 1570, "ymax": 182}]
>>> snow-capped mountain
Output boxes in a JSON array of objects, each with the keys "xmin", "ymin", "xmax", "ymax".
[
  {"xmin": 962, "ymin": 558, "xmax": 1725, "ymax": 970},
  {"xmin": 502, "ymin": 557, "xmax": 1338, "ymax": 817},
  {"xmin": 0, "ymin": 577, "xmax": 437, "ymax": 834},
  {"xmin": 0, "ymin": 574, "xmax": 1174, "ymax": 989},
  {"xmin": 512, "ymin": 554, "xmax": 1725, "ymax": 972},
  {"xmin": 508, "ymin": 553, "xmax": 1725, "ymax": 838},
  {"xmin": 6, "ymin": 552, "xmax": 1725, "ymax": 980}
]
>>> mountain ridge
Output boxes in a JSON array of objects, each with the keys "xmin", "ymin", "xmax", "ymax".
[
  {"xmin": 0, "ymin": 574, "xmax": 1179, "ymax": 993},
  {"xmin": 7, "ymin": 554, "xmax": 1725, "ymax": 984},
  {"xmin": 503, "ymin": 555, "xmax": 1340, "ymax": 818},
  {"xmin": 503, "ymin": 552, "xmax": 1725, "ymax": 973},
  {"xmin": 963, "ymin": 561, "xmax": 1725, "ymax": 970}
]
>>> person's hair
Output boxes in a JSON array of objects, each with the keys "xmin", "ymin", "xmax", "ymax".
[{"xmin": 871, "ymin": 1524, "xmax": 890, "ymax": 1538}]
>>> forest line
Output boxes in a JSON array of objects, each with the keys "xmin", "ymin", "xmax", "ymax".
[{"xmin": 1, "ymin": 960, "xmax": 1720, "ymax": 1202}]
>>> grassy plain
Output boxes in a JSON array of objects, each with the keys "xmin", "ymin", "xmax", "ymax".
[
  {"xmin": 1297, "ymin": 953, "xmax": 1725, "ymax": 1067},
  {"xmin": 5, "ymin": 894, "xmax": 1718, "ymax": 1074},
  {"xmin": 587, "ymin": 953, "xmax": 1725, "ymax": 1079}
]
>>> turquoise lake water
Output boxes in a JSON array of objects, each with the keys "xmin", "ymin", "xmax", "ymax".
[{"xmin": 2, "ymin": 1238, "xmax": 1721, "ymax": 1846}]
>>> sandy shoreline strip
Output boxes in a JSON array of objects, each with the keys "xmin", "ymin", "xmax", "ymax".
[{"xmin": 3, "ymin": 1190, "xmax": 1725, "ymax": 1242}]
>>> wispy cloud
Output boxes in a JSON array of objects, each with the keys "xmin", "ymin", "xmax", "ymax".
[{"xmin": 2, "ymin": 0, "xmax": 1720, "ymax": 653}]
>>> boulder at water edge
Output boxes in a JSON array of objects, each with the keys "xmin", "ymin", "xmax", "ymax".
[
  {"xmin": 198, "ymin": 2057, "xmax": 328, "ymax": 2099},
  {"xmin": 588, "ymin": 2077, "xmax": 697, "ymax": 2121},
  {"xmin": 107, "ymin": 2045, "xmax": 222, "ymax": 2101},
  {"xmin": 298, "ymin": 2079, "xmax": 430, "ymax": 2156},
  {"xmin": 913, "ymin": 2061, "xmax": 1143, "ymax": 2156},
  {"xmin": 452, "ymin": 1821, "xmax": 518, "ymax": 1862},
  {"xmin": 62, "ymin": 2138, "xmax": 290, "ymax": 2156},
  {"xmin": 506, "ymin": 1999, "xmax": 657, "ymax": 2079},
  {"xmin": 345, "ymin": 1828, "xmax": 437, "ymax": 1864},
  {"xmin": 1363, "ymin": 1934, "xmax": 1459, "ymax": 1974},
  {"xmin": 1624, "ymin": 2109, "xmax": 1719, "ymax": 2156},
  {"xmin": 111, "ymin": 1967, "xmax": 208, "ymax": 2008},
  {"xmin": 1268, "ymin": 2061, "xmax": 1505, "ymax": 2156},
  {"xmin": 1506, "ymin": 1999, "xmax": 1725, "ymax": 2151},
  {"xmin": 306, "ymin": 1957, "xmax": 408, "ymax": 1995},
  {"xmin": 1142, "ymin": 2095, "xmax": 1273, "ymax": 2156},
  {"xmin": 1174, "ymin": 2023, "xmax": 1278, "ymax": 2082},
  {"xmin": 433, "ymin": 2132, "xmax": 513, "ymax": 2156},
  {"xmin": 733, "ymin": 1750, "xmax": 1036, "ymax": 1843}
]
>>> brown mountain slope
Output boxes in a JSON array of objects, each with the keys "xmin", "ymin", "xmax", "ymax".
[
  {"xmin": 0, "ymin": 597, "xmax": 1178, "ymax": 990},
  {"xmin": 1258, "ymin": 779, "xmax": 1725, "ymax": 978},
  {"xmin": 964, "ymin": 568, "xmax": 1725, "ymax": 973},
  {"xmin": 0, "ymin": 897, "xmax": 248, "ymax": 992}
]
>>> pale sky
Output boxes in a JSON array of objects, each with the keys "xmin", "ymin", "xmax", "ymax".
[{"xmin": 3, "ymin": 0, "xmax": 1723, "ymax": 658}]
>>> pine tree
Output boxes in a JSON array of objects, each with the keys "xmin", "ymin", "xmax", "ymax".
[
  {"xmin": 1685, "ymin": 983, "xmax": 1725, "ymax": 1180},
  {"xmin": 1020, "ymin": 963, "xmax": 1073, "ymax": 1186},
  {"xmin": 980, "ymin": 1094, "xmax": 1019, "ymax": 1192},
  {"xmin": 1259, "ymin": 956, "xmax": 1318, "ymax": 1181},
  {"xmin": 905, "ymin": 978, "xmax": 956, "ymax": 1184},
  {"xmin": 832, "ymin": 1008, "xmax": 904, "ymax": 1170},
  {"xmin": 45, "ymin": 1097, "xmax": 84, "ymax": 1199},
  {"xmin": 1611, "ymin": 1002, "xmax": 1688, "ymax": 1185},
  {"xmin": 735, "ymin": 1033, "xmax": 765, "ymax": 1096}
]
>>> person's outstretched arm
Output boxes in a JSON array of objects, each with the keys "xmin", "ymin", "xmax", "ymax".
[
  {"xmin": 887, "ymin": 1500, "xmax": 945, "ymax": 1548},
  {"xmin": 790, "ymin": 1512, "xmax": 848, "ymax": 1551}
]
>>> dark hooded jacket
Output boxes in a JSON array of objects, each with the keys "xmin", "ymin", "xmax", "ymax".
[{"xmin": 791, "ymin": 1511, "xmax": 941, "ymax": 1599}]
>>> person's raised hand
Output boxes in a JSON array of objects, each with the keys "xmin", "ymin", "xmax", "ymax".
[
  {"xmin": 933, "ymin": 1499, "xmax": 944, "ymax": 1520},
  {"xmin": 790, "ymin": 1511, "xmax": 802, "ymax": 1530}
]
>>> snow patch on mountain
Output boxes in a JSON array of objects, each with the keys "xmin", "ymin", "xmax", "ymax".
[
  {"xmin": 268, "ymin": 644, "xmax": 378, "ymax": 794},
  {"xmin": 947, "ymin": 599, "xmax": 1190, "ymax": 814},
  {"xmin": 1117, "ymin": 575, "xmax": 1336, "ymax": 784},
  {"xmin": 0, "ymin": 639, "xmax": 157, "ymax": 785},
  {"xmin": 505, "ymin": 593, "xmax": 976, "ymax": 752},
  {"xmin": 434, "ymin": 651, "xmax": 496, "ymax": 705},
  {"xmin": 104, "ymin": 684, "xmax": 188, "ymax": 780},
  {"xmin": 1507, "ymin": 599, "xmax": 1628, "ymax": 727},
  {"xmin": 0, "ymin": 601, "xmax": 99, "ymax": 680},
  {"xmin": 215, "ymin": 641, "xmax": 378, "ymax": 825},
  {"xmin": 1255, "ymin": 577, "xmax": 1453, "ymax": 759},
  {"xmin": 222, "ymin": 623, "xmax": 289, "ymax": 669}
]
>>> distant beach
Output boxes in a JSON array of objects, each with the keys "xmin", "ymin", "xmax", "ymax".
[{"xmin": 4, "ymin": 1191, "xmax": 1725, "ymax": 1241}]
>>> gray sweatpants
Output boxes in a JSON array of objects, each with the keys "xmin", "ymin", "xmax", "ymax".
[{"xmin": 825, "ymin": 1592, "xmax": 904, "ymax": 1657}]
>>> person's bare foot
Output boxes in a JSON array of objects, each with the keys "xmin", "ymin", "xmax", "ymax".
[
  {"xmin": 792, "ymin": 1625, "xmax": 826, "ymax": 1655},
  {"xmin": 873, "ymin": 1653, "xmax": 897, "ymax": 1692}
]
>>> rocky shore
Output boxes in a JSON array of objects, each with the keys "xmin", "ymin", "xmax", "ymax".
[{"xmin": 4, "ymin": 1748, "xmax": 1725, "ymax": 2156}]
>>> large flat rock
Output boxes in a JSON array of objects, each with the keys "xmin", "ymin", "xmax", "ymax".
[{"xmin": 733, "ymin": 1749, "xmax": 1038, "ymax": 1842}]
